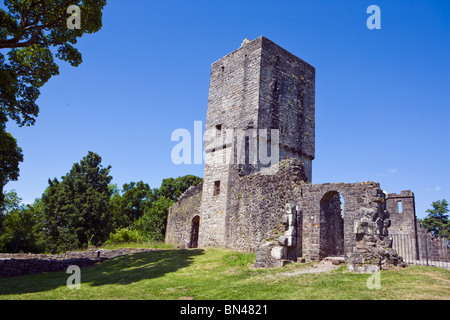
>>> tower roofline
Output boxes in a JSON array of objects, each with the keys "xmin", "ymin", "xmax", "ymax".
[{"xmin": 211, "ymin": 36, "xmax": 315, "ymax": 71}]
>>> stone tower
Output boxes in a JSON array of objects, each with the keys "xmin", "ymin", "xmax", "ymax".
[{"xmin": 198, "ymin": 36, "xmax": 315, "ymax": 248}]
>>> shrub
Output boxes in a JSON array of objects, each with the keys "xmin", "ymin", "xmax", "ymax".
[{"xmin": 104, "ymin": 227, "xmax": 144, "ymax": 245}]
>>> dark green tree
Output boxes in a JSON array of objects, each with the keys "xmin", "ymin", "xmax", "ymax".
[
  {"xmin": 40, "ymin": 151, "xmax": 112, "ymax": 252},
  {"xmin": 421, "ymin": 199, "xmax": 449, "ymax": 238}
]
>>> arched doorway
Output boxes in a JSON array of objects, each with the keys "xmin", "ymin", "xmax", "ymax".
[
  {"xmin": 189, "ymin": 216, "xmax": 200, "ymax": 248},
  {"xmin": 319, "ymin": 191, "xmax": 344, "ymax": 258}
]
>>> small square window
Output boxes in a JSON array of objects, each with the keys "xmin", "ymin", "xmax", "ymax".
[{"xmin": 214, "ymin": 181, "xmax": 220, "ymax": 196}]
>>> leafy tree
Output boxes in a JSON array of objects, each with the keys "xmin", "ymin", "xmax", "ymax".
[
  {"xmin": 0, "ymin": 190, "xmax": 42, "ymax": 253},
  {"xmin": 133, "ymin": 196, "xmax": 175, "ymax": 242},
  {"xmin": 0, "ymin": 0, "xmax": 107, "ymax": 207},
  {"xmin": 157, "ymin": 175, "xmax": 202, "ymax": 201},
  {"xmin": 0, "ymin": 189, "xmax": 21, "ymax": 214},
  {"xmin": 40, "ymin": 151, "xmax": 112, "ymax": 252},
  {"xmin": 0, "ymin": 0, "xmax": 107, "ymax": 126},
  {"xmin": 0, "ymin": 189, "xmax": 21, "ymax": 232},
  {"xmin": 0, "ymin": 204, "xmax": 42, "ymax": 253},
  {"xmin": 0, "ymin": 122, "xmax": 23, "ymax": 208},
  {"xmin": 108, "ymin": 181, "xmax": 156, "ymax": 231},
  {"xmin": 421, "ymin": 199, "xmax": 449, "ymax": 238}
]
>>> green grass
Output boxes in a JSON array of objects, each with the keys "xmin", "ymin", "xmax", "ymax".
[
  {"xmin": 101, "ymin": 241, "xmax": 175, "ymax": 250},
  {"xmin": 0, "ymin": 247, "xmax": 449, "ymax": 300}
]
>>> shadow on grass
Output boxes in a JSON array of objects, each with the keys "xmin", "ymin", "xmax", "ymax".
[{"xmin": 0, "ymin": 249, "xmax": 204, "ymax": 296}]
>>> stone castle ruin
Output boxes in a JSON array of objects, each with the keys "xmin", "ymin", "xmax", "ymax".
[{"xmin": 165, "ymin": 36, "xmax": 449, "ymax": 271}]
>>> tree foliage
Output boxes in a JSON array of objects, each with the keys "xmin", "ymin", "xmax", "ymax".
[
  {"xmin": 133, "ymin": 196, "xmax": 175, "ymax": 242},
  {"xmin": 0, "ymin": 149, "xmax": 202, "ymax": 252},
  {"xmin": 157, "ymin": 175, "xmax": 203, "ymax": 201},
  {"xmin": 421, "ymin": 199, "xmax": 449, "ymax": 238},
  {"xmin": 40, "ymin": 151, "xmax": 112, "ymax": 252},
  {"xmin": 107, "ymin": 175, "xmax": 202, "ymax": 244},
  {"xmin": 0, "ymin": 0, "xmax": 107, "ymax": 127},
  {"xmin": 0, "ymin": 190, "xmax": 42, "ymax": 253},
  {"xmin": 0, "ymin": 122, "xmax": 23, "ymax": 208},
  {"xmin": 108, "ymin": 181, "xmax": 156, "ymax": 231},
  {"xmin": 0, "ymin": 1, "xmax": 106, "ymax": 209}
]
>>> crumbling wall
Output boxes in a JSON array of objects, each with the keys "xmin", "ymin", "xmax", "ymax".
[
  {"xmin": 225, "ymin": 158, "xmax": 306, "ymax": 253},
  {"xmin": 416, "ymin": 221, "xmax": 450, "ymax": 263},
  {"xmin": 252, "ymin": 178, "xmax": 405, "ymax": 271},
  {"xmin": 165, "ymin": 183, "xmax": 203, "ymax": 248},
  {"xmin": 387, "ymin": 190, "xmax": 417, "ymax": 235},
  {"xmin": 0, "ymin": 248, "xmax": 155, "ymax": 278},
  {"xmin": 299, "ymin": 182, "xmax": 383, "ymax": 261},
  {"xmin": 387, "ymin": 190, "xmax": 449, "ymax": 264}
]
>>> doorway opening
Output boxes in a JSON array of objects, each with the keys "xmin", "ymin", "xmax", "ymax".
[
  {"xmin": 319, "ymin": 191, "xmax": 344, "ymax": 258},
  {"xmin": 189, "ymin": 216, "xmax": 200, "ymax": 248}
]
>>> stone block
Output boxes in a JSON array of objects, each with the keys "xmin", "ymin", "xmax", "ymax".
[
  {"xmin": 346, "ymin": 252, "xmax": 364, "ymax": 264},
  {"xmin": 271, "ymin": 246, "xmax": 287, "ymax": 260}
]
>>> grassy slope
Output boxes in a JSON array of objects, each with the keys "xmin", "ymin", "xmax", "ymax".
[{"xmin": 0, "ymin": 247, "xmax": 449, "ymax": 300}]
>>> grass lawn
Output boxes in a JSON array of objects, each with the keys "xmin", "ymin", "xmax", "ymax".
[{"xmin": 0, "ymin": 247, "xmax": 449, "ymax": 300}]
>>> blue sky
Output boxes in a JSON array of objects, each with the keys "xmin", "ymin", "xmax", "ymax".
[{"xmin": 3, "ymin": 0, "xmax": 449, "ymax": 219}]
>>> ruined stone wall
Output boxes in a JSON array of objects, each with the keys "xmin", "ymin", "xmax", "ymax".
[
  {"xmin": 299, "ymin": 182, "xmax": 384, "ymax": 261},
  {"xmin": 387, "ymin": 190, "xmax": 417, "ymax": 235},
  {"xmin": 386, "ymin": 190, "xmax": 449, "ymax": 264},
  {"xmin": 416, "ymin": 221, "xmax": 450, "ymax": 263},
  {"xmin": 165, "ymin": 183, "xmax": 203, "ymax": 248},
  {"xmin": 0, "ymin": 248, "xmax": 156, "ymax": 278},
  {"xmin": 237, "ymin": 171, "xmax": 403, "ymax": 269},
  {"xmin": 225, "ymin": 158, "xmax": 306, "ymax": 253}
]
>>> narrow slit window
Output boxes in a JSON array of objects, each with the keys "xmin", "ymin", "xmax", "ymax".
[
  {"xmin": 397, "ymin": 201, "xmax": 403, "ymax": 213},
  {"xmin": 214, "ymin": 181, "xmax": 221, "ymax": 196}
]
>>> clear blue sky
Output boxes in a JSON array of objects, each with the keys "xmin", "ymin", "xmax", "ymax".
[{"xmin": 4, "ymin": 0, "xmax": 450, "ymax": 219}]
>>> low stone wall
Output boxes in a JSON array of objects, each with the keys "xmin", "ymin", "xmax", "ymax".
[{"xmin": 0, "ymin": 248, "xmax": 156, "ymax": 278}]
